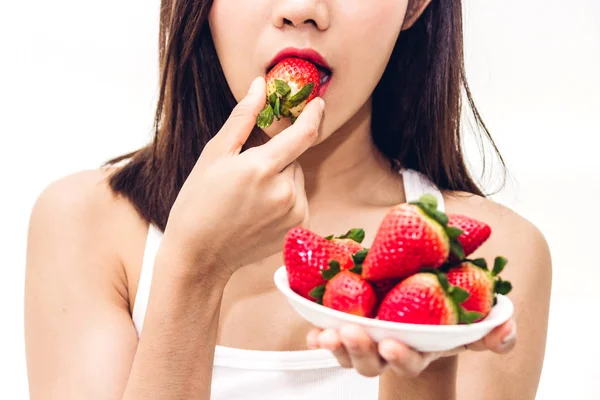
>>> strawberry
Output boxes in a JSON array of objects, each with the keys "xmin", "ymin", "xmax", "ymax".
[
  {"xmin": 361, "ymin": 194, "xmax": 464, "ymax": 281},
  {"xmin": 256, "ymin": 57, "xmax": 320, "ymax": 128},
  {"xmin": 321, "ymin": 270, "xmax": 377, "ymax": 317},
  {"xmin": 376, "ymin": 271, "xmax": 481, "ymax": 325},
  {"xmin": 447, "ymin": 214, "xmax": 492, "ymax": 261},
  {"xmin": 283, "ymin": 227, "xmax": 364, "ymax": 301},
  {"xmin": 446, "ymin": 257, "xmax": 512, "ymax": 322},
  {"xmin": 283, "ymin": 227, "xmax": 334, "ymax": 300},
  {"xmin": 371, "ymin": 278, "xmax": 402, "ymax": 308},
  {"xmin": 326, "ymin": 228, "xmax": 366, "ymax": 271}
]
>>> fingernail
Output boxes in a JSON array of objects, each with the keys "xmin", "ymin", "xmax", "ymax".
[
  {"xmin": 318, "ymin": 98, "xmax": 325, "ymax": 111},
  {"xmin": 501, "ymin": 323, "xmax": 517, "ymax": 345},
  {"xmin": 248, "ymin": 77, "xmax": 262, "ymax": 95}
]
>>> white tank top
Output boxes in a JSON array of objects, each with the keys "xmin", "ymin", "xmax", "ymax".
[{"xmin": 131, "ymin": 168, "xmax": 444, "ymax": 400}]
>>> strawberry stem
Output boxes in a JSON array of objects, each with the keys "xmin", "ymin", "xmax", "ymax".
[
  {"xmin": 492, "ymin": 256, "xmax": 508, "ymax": 276},
  {"xmin": 309, "ymin": 284, "xmax": 326, "ymax": 304},
  {"xmin": 287, "ymin": 83, "xmax": 314, "ymax": 107},
  {"xmin": 410, "ymin": 194, "xmax": 466, "ymax": 260},
  {"xmin": 321, "ymin": 260, "xmax": 341, "ymax": 281},
  {"xmin": 423, "ymin": 268, "xmax": 483, "ymax": 324},
  {"xmin": 256, "ymin": 104, "xmax": 275, "ymax": 128},
  {"xmin": 336, "ymin": 228, "xmax": 365, "ymax": 243}
]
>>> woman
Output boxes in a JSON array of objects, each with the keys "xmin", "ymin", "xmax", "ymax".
[{"xmin": 24, "ymin": 0, "xmax": 552, "ymax": 399}]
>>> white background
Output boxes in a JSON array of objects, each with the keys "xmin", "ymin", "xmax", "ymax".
[{"xmin": 1, "ymin": 0, "xmax": 598, "ymax": 398}]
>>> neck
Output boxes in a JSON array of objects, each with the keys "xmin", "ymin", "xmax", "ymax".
[{"xmin": 298, "ymin": 99, "xmax": 405, "ymax": 210}]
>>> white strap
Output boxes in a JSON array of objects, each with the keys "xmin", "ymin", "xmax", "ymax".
[
  {"xmin": 132, "ymin": 223, "xmax": 163, "ymax": 336},
  {"xmin": 401, "ymin": 168, "xmax": 445, "ymax": 211}
]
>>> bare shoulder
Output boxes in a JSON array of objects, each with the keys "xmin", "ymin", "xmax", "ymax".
[
  {"xmin": 25, "ymin": 168, "xmax": 146, "ymax": 398},
  {"xmin": 445, "ymin": 188, "xmax": 552, "ymax": 399},
  {"xmin": 27, "ymin": 168, "xmax": 148, "ymax": 303},
  {"xmin": 443, "ymin": 191, "xmax": 551, "ymax": 263},
  {"xmin": 443, "ymin": 190, "xmax": 552, "ymax": 301}
]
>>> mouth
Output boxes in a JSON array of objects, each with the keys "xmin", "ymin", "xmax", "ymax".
[{"xmin": 267, "ymin": 47, "xmax": 333, "ymax": 89}]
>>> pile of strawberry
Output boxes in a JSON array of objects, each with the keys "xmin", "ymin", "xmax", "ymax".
[{"xmin": 283, "ymin": 194, "xmax": 512, "ymax": 325}]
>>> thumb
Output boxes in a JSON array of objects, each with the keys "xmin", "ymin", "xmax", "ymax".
[{"xmin": 218, "ymin": 77, "xmax": 267, "ymax": 155}]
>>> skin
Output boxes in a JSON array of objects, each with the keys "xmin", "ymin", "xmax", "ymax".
[{"xmin": 25, "ymin": 1, "xmax": 552, "ymax": 399}]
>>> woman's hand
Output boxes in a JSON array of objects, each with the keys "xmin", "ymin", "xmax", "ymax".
[
  {"xmin": 306, "ymin": 319, "xmax": 517, "ymax": 378},
  {"xmin": 162, "ymin": 77, "xmax": 325, "ymax": 282}
]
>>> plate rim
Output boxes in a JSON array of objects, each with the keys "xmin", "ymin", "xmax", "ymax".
[{"xmin": 274, "ymin": 265, "xmax": 514, "ymax": 333}]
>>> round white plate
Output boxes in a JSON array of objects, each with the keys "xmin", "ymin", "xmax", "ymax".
[{"xmin": 274, "ymin": 266, "xmax": 514, "ymax": 352}]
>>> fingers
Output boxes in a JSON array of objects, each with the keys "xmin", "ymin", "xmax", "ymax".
[
  {"xmin": 316, "ymin": 329, "xmax": 353, "ymax": 368},
  {"xmin": 217, "ymin": 77, "xmax": 267, "ymax": 155},
  {"xmin": 258, "ymin": 97, "xmax": 325, "ymax": 172},
  {"xmin": 454, "ymin": 319, "xmax": 517, "ymax": 354},
  {"xmin": 378, "ymin": 339, "xmax": 438, "ymax": 378},
  {"xmin": 307, "ymin": 320, "xmax": 518, "ymax": 380},
  {"xmin": 338, "ymin": 325, "xmax": 386, "ymax": 377},
  {"xmin": 479, "ymin": 319, "xmax": 517, "ymax": 354}
]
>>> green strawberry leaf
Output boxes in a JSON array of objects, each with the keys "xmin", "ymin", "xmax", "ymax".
[
  {"xmin": 470, "ymin": 258, "xmax": 488, "ymax": 270},
  {"xmin": 275, "ymin": 79, "xmax": 291, "ymax": 97},
  {"xmin": 256, "ymin": 104, "xmax": 275, "ymax": 128},
  {"xmin": 309, "ymin": 284, "xmax": 326, "ymax": 304},
  {"xmin": 349, "ymin": 264, "xmax": 363, "ymax": 274},
  {"xmin": 432, "ymin": 209, "xmax": 449, "ymax": 226},
  {"xmin": 352, "ymin": 249, "xmax": 369, "ymax": 266},
  {"xmin": 290, "ymin": 116, "xmax": 297, "ymax": 124},
  {"xmin": 268, "ymin": 93, "xmax": 277, "ymax": 107},
  {"xmin": 281, "ymin": 106, "xmax": 291, "ymax": 117},
  {"xmin": 321, "ymin": 260, "xmax": 341, "ymax": 281},
  {"xmin": 459, "ymin": 309, "xmax": 483, "ymax": 324},
  {"xmin": 324, "ymin": 235, "xmax": 334, "ymax": 240},
  {"xmin": 494, "ymin": 278, "xmax": 513, "ymax": 295},
  {"xmin": 417, "ymin": 194, "xmax": 438, "ymax": 210},
  {"xmin": 274, "ymin": 97, "xmax": 281, "ymax": 119},
  {"xmin": 492, "ymin": 256, "xmax": 508, "ymax": 276},
  {"xmin": 413, "ymin": 203, "xmax": 448, "ymax": 227},
  {"xmin": 446, "ymin": 226, "xmax": 464, "ymax": 240},
  {"xmin": 434, "ymin": 270, "xmax": 451, "ymax": 292},
  {"xmin": 450, "ymin": 286, "xmax": 470, "ymax": 304},
  {"xmin": 288, "ymin": 83, "xmax": 314, "ymax": 107},
  {"xmin": 337, "ymin": 228, "xmax": 365, "ymax": 244},
  {"xmin": 450, "ymin": 240, "xmax": 465, "ymax": 261}
]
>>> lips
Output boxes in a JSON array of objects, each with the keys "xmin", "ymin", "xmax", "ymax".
[{"xmin": 267, "ymin": 47, "xmax": 333, "ymax": 94}]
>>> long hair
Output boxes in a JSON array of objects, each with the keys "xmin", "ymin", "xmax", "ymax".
[{"xmin": 105, "ymin": 0, "xmax": 505, "ymax": 231}]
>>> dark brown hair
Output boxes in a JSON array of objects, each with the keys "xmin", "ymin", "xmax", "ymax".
[{"xmin": 105, "ymin": 0, "xmax": 506, "ymax": 232}]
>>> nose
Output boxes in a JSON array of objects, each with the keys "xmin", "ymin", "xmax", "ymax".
[{"xmin": 272, "ymin": 0, "xmax": 330, "ymax": 31}]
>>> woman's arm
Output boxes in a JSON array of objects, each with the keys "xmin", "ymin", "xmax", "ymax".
[
  {"xmin": 455, "ymin": 208, "xmax": 552, "ymax": 400},
  {"xmin": 25, "ymin": 173, "xmax": 225, "ymax": 400}
]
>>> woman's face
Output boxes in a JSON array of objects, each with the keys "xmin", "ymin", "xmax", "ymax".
[{"xmin": 209, "ymin": 0, "xmax": 420, "ymax": 138}]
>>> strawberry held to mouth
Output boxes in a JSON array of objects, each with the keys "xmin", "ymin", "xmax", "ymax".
[{"xmin": 256, "ymin": 57, "xmax": 321, "ymax": 128}]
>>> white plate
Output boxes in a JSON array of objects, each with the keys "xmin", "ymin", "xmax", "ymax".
[{"xmin": 274, "ymin": 266, "xmax": 514, "ymax": 352}]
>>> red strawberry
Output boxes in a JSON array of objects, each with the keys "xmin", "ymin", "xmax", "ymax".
[
  {"xmin": 326, "ymin": 228, "xmax": 365, "ymax": 270},
  {"xmin": 256, "ymin": 57, "xmax": 320, "ymax": 128},
  {"xmin": 283, "ymin": 227, "xmax": 334, "ymax": 300},
  {"xmin": 376, "ymin": 271, "xmax": 481, "ymax": 325},
  {"xmin": 371, "ymin": 278, "xmax": 402, "ymax": 308},
  {"xmin": 361, "ymin": 194, "xmax": 464, "ymax": 281},
  {"xmin": 321, "ymin": 271, "xmax": 377, "ymax": 318},
  {"xmin": 446, "ymin": 257, "xmax": 512, "ymax": 322},
  {"xmin": 447, "ymin": 214, "xmax": 491, "ymax": 260}
]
